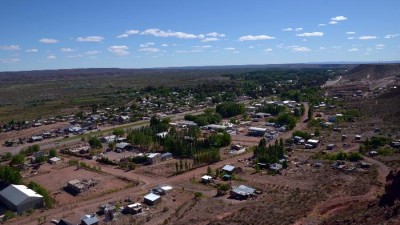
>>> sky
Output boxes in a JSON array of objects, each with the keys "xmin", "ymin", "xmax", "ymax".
[{"xmin": 0, "ymin": 0, "xmax": 399, "ymax": 71}]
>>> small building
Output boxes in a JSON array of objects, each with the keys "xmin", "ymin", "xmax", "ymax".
[
  {"xmin": 222, "ymin": 174, "xmax": 232, "ymax": 180},
  {"xmin": 355, "ymin": 135, "xmax": 362, "ymax": 140},
  {"xmin": 201, "ymin": 175, "xmax": 213, "ymax": 184},
  {"xmin": 100, "ymin": 135, "xmax": 116, "ymax": 143},
  {"xmin": 147, "ymin": 153, "xmax": 161, "ymax": 164},
  {"xmin": 248, "ymin": 127, "xmax": 267, "ymax": 136},
  {"xmin": 144, "ymin": 193, "xmax": 161, "ymax": 206},
  {"xmin": 67, "ymin": 179, "xmax": 97, "ymax": 194},
  {"xmin": 254, "ymin": 112, "xmax": 271, "ymax": 118},
  {"xmin": 161, "ymin": 152, "xmax": 173, "ymax": 161},
  {"xmin": 124, "ymin": 203, "xmax": 142, "ymax": 214},
  {"xmin": 206, "ymin": 124, "xmax": 228, "ymax": 131},
  {"xmin": 306, "ymin": 139, "xmax": 320, "ymax": 148},
  {"xmin": 116, "ymin": 142, "xmax": 132, "ymax": 151},
  {"xmin": 48, "ymin": 157, "xmax": 61, "ymax": 165},
  {"xmin": 29, "ymin": 135, "xmax": 44, "ymax": 142},
  {"xmin": 221, "ymin": 165, "xmax": 235, "ymax": 174},
  {"xmin": 81, "ymin": 215, "xmax": 99, "ymax": 225},
  {"xmin": 327, "ymin": 144, "xmax": 335, "ymax": 150},
  {"xmin": 57, "ymin": 219, "xmax": 75, "ymax": 225},
  {"xmin": 0, "ymin": 184, "xmax": 44, "ymax": 213},
  {"xmin": 230, "ymin": 185, "xmax": 256, "ymax": 200}
]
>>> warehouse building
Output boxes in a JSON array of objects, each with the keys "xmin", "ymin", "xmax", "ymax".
[{"xmin": 0, "ymin": 184, "xmax": 44, "ymax": 213}]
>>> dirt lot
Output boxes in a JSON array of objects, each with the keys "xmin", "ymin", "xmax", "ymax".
[{"xmin": 25, "ymin": 163, "xmax": 132, "ymax": 206}]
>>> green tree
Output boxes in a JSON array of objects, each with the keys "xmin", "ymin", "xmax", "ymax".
[
  {"xmin": 112, "ymin": 128, "xmax": 125, "ymax": 137},
  {"xmin": 88, "ymin": 136, "xmax": 102, "ymax": 149},
  {"xmin": 10, "ymin": 153, "xmax": 25, "ymax": 166},
  {"xmin": 49, "ymin": 149, "xmax": 57, "ymax": 158}
]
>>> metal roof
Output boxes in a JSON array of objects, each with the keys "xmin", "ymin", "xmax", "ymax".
[
  {"xmin": 81, "ymin": 215, "xmax": 99, "ymax": 225},
  {"xmin": 0, "ymin": 185, "xmax": 43, "ymax": 206},
  {"xmin": 222, "ymin": 165, "xmax": 235, "ymax": 172},
  {"xmin": 144, "ymin": 193, "xmax": 161, "ymax": 202},
  {"xmin": 232, "ymin": 185, "xmax": 256, "ymax": 196}
]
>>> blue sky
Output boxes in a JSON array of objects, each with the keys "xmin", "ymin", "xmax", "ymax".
[{"xmin": 0, "ymin": 0, "xmax": 399, "ymax": 71}]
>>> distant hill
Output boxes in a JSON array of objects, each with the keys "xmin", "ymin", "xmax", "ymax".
[{"xmin": 345, "ymin": 64, "xmax": 400, "ymax": 81}]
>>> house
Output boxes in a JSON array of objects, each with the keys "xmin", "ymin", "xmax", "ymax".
[
  {"xmin": 147, "ymin": 153, "xmax": 161, "ymax": 164},
  {"xmin": 29, "ymin": 135, "xmax": 43, "ymax": 142},
  {"xmin": 144, "ymin": 193, "xmax": 161, "ymax": 205},
  {"xmin": 161, "ymin": 152, "xmax": 173, "ymax": 161},
  {"xmin": 254, "ymin": 112, "xmax": 271, "ymax": 119},
  {"xmin": 201, "ymin": 175, "xmax": 213, "ymax": 184},
  {"xmin": 230, "ymin": 185, "xmax": 256, "ymax": 200},
  {"xmin": 116, "ymin": 142, "xmax": 132, "ymax": 151},
  {"xmin": 99, "ymin": 203, "xmax": 116, "ymax": 214},
  {"xmin": 248, "ymin": 127, "xmax": 267, "ymax": 136},
  {"xmin": 100, "ymin": 135, "xmax": 116, "ymax": 143},
  {"xmin": 81, "ymin": 215, "xmax": 99, "ymax": 225},
  {"xmin": 0, "ymin": 184, "xmax": 44, "ymax": 213},
  {"xmin": 221, "ymin": 165, "xmax": 236, "ymax": 174},
  {"xmin": 124, "ymin": 203, "xmax": 142, "ymax": 214},
  {"xmin": 48, "ymin": 157, "xmax": 61, "ymax": 165}
]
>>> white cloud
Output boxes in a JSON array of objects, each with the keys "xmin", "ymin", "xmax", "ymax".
[
  {"xmin": 207, "ymin": 32, "xmax": 225, "ymax": 37},
  {"xmin": 201, "ymin": 37, "xmax": 220, "ymax": 42},
  {"xmin": 329, "ymin": 21, "xmax": 338, "ymax": 25},
  {"xmin": 76, "ymin": 36, "xmax": 104, "ymax": 42},
  {"xmin": 108, "ymin": 45, "xmax": 129, "ymax": 56},
  {"xmin": 282, "ymin": 27, "xmax": 302, "ymax": 32},
  {"xmin": 348, "ymin": 48, "xmax": 359, "ymax": 52},
  {"xmin": 232, "ymin": 51, "xmax": 239, "ymax": 54},
  {"xmin": 319, "ymin": 47, "xmax": 326, "ymax": 50},
  {"xmin": 346, "ymin": 31, "xmax": 356, "ymax": 35},
  {"xmin": 61, "ymin": 48, "xmax": 75, "ymax": 52},
  {"xmin": 348, "ymin": 37, "xmax": 356, "ymax": 40},
  {"xmin": 84, "ymin": 51, "xmax": 100, "ymax": 55},
  {"xmin": 39, "ymin": 38, "xmax": 59, "ymax": 44},
  {"xmin": 376, "ymin": 44, "xmax": 385, "ymax": 50},
  {"xmin": 47, "ymin": 55, "xmax": 56, "ymax": 60},
  {"xmin": 264, "ymin": 48, "xmax": 272, "ymax": 52},
  {"xmin": 291, "ymin": 46, "xmax": 311, "ymax": 52},
  {"xmin": 384, "ymin": 34, "xmax": 399, "ymax": 39},
  {"xmin": 359, "ymin": 36, "xmax": 377, "ymax": 40},
  {"xmin": 0, "ymin": 58, "xmax": 20, "ymax": 63},
  {"xmin": 139, "ymin": 42, "xmax": 155, "ymax": 48},
  {"xmin": 224, "ymin": 47, "xmax": 236, "ymax": 50},
  {"xmin": 193, "ymin": 45, "xmax": 212, "ymax": 48},
  {"xmin": 0, "ymin": 45, "xmax": 20, "ymax": 51},
  {"xmin": 117, "ymin": 34, "xmax": 129, "ymax": 38},
  {"xmin": 332, "ymin": 46, "xmax": 342, "ymax": 49},
  {"xmin": 67, "ymin": 54, "xmax": 83, "ymax": 58},
  {"xmin": 296, "ymin": 32, "xmax": 324, "ymax": 37},
  {"xmin": 176, "ymin": 50, "xmax": 204, "ymax": 53},
  {"xmin": 139, "ymin": 47, "xmax": 160, "ymax": 53},
  {"xmin": 126, "ymin": 30, "xmax": 140, "ymax": 35},
  {"xmin": 249, "ymin": 46, "xmax": 254, "ymax": 49},
  {"xmin": 141, "ymin": 28, "xmax": 203, "ymax": 39},
  {"xmin": 331, "ymin": 16, "xmax": 347, "ymax": 21},
  {"xmin": 238, "ymin": 35, "xmax": 275, "ymax": 41},
  {"xmin": 117, "ymin": 30, "xmax": 140, "ymax": 38},
  {"xmin": 25, "ymin": 48, "xmax": 38, "ymax": 53},
  {"xmin": 318, "ymin": 24, "xmax": 326, "ymax": 27},
  {"xmin": 161, "ymin": 44, "xmax": 169, "ymax": 47}
]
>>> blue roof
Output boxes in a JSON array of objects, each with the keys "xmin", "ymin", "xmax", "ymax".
[{"xmin": 222, "ymin": 165, "xmax": 235, "ymax": 172}]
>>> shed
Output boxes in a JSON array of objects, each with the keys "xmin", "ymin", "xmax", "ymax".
[
  {"xmin": 116, "ymin": 142, "xmax": 132, "ymax": 151},
  {"xmin": 81, "ymin": 215, "xmax": 99, "ymax": 225},
  {"xmin": 201, "ymin": 175, "xmax": 213, "ymax": 183},
  {"xmin": 147, "ymin": 153, "xmax": 161, "ymax": 164},
  {"xmin": 0, "ymin": 185, "xmax": 44, "ymax": 213},
  {"xmin": 221, "ymin": 165, "xmax": 235, "ymax": 174},
  {"xmin": 124, "ymin": 203, "xmax": 142, "ymax": 214},
  {"xmin": 230, "ymin": 185, "xmax": 256, "ymax": 199},
  {"xmin": 48, "ymin": 157, "xmax": 61, "ymax": 165},
  {"xmin": 248, "ymin": 127, "xmax": 267, "ymax": 136},
  {"xmin": 327, "ymin": 144, "xmax": 335, "ymax": 150},
  {"xmin": 144, "ymin": 193, "xmax": 161, "ymax": 205},
  {"xmin": 161, "ymin": 152, "xmax": 173, "ymax": 161}
]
